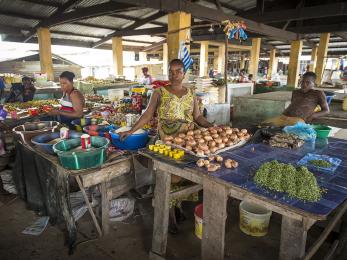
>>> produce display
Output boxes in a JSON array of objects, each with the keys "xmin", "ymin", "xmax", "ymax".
[
  {"xmin": 4, "ymin": 100, "xmax": 59, "ymax": 112},
  {"xmin": 196, "ymin": 154, "xmax": 239, "ymax": 172},
  {"xmin": 163, "ymin": 126, "xmax": 250, "ymax": 157},
  {"xmin": 148, "ymin": 144, "xmax": 185, "ymax": 160},
  {"xmin": 254, "ymin": 160, "xmax": 324, "ymax": 202},
  {"xmin": 309, "ymin": 159, "xmax": 332, "ymax": 168},
  {"xmin": 269, "ymin": 133, "xmax": 304, "ymax": 149},
  {"xmin": 85, "ymin": 94, "xmax": 106, "ymax": 103}
]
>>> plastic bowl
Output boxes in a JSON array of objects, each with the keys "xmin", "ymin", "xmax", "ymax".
[
  {"xmin": 53, "ymin": 136, "xmax": 109, "ymax": 170},
  {"xmin": 83, "ymin": 125, "xmax": 116, "ymax": 139},
  {"xmin": 312, "ymin": 124, "xmax": 332, "ymax": 138},
  {"xmin": 324, "ymin": 91, "xmax": 335, "ymax": 105},
  {"xmin": 71, "ymin": 117, "xmax": 92, "ymax": 132},
  {"xmin": 109, "ymin": 129, "xmax": 149, "ymax": 150},
  {"xmin": 31, "ymin": 131, "xmax": 83, "ymax": 155},
  {"xmin": 13, "ymin": 121, "xmax": 60, "ymax": 144}
]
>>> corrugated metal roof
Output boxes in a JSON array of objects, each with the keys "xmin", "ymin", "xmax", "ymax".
[
  {"xmin": 121, "ymin": 8, "xmax": 157, "ymax": 18},
  {"xmin": 123, "ymin": 35, "xmax": 165, "ymax": 43},
  {"xmin": 0, "ymin": 0, "xmax": 56, "ymax": 18},
  {"xmin": 76, "ymin": 0, "xmax": 110, "ymax": 8},
  {"xmin": 79, "ymin": 15, "xmax": 130, "ymax": 29},
  {"xmin": 51, "ymin": 23, "xmax": 113, "ymax": 37},
  {"xmin": 50, "ymin": 33, "xmax": 99, "ymax": 42},
  {"xmin": 122, "ymin": 41, "xmax": 151, "ymax": 47},
  {"xmin": 0, "ymin": 15, "xmax": 39, "ymax": 28},
  {"xmin": 153, "ymin": 15, "xmax": 168, "ymax": 24},
  {"xmin": 136, "ymin": 23, "xmax": 161, "ymax": 30}
]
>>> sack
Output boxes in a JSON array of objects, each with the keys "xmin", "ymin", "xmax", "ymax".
[
  {"xmin": 343, "ymin": 96, "xmax": 347, "ymax": 111},
  {"xmin": 283, "ymin": 122, "xmax": 316, "ymax": 141}
]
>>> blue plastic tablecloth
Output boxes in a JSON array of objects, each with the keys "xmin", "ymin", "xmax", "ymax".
[{"xmin": 188, "ymin": 138, "xmax": 347, "ymax": 217}]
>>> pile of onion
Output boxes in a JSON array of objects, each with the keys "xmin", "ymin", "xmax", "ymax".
[
  {"xmin": 165, "ymin": 126, "xmax": 250, "ymax": 156},
  {"xmin": 196, "ymin": 155, "xmax": 239, "ymax": 172}
]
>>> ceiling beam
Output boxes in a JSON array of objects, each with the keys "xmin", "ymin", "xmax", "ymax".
[
  {"xmin": 21, "ymin": 0, "xmax": 61, "ymax": 8},
  {"xmin": 73, "ymin": 22, "xmax": 119, "ymax": 31},
  {"xmin": 288, "ymin": 23, "xmax": 347, "ymax": 34},
  {"xmin": 111, "ymin": 0, "xmax": 298, "ymax": 42},
  {"xmin": 0, "ymin": 10, "xmax": 46, "ymax": 20},
  {"xmin": 108, "ymin": 14, "xmax": 166, "ymax": 26},
  {"xmin": 24, "ymin": 0, "xmax": 84, "ymax": 42},
  {"xmin": 92, "ymin": 11, "xmax": 167, "ymax": 48},
  {"xmin": 95, "ymin": 27, "xmax": 167, "ymax": 39},
  {"xmin": 250, "ymin": 2, "xmax": 347, "ymax": 23},
  {"xmin": 142, "ymin": 39, "xmax": 167, "ymax": 51}
]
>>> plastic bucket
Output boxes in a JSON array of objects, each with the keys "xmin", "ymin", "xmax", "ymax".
[
  {"xmin": 194, "ymin": 204, "xmax": 203, "ymax": 239},
  {"xmin": 239, "ymin": 201, "xmax": 272, "ymax": 237}
]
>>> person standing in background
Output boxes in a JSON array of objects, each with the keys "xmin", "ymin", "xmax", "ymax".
[
  {"xmin": 22, "ymin": 76, "xmax": 36, "ymax": 102},
  {"xmin": 0, "ymin": 76, "xmax": 5, "ymax": 102},
  {"xmin": 139, "ymin": 67, "xmax": 153, "ymax": 85}
]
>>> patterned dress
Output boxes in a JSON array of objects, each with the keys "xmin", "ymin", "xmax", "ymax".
[{"xmin": 156, "ymin": 86, "xmax": 198, "ymax": 208}]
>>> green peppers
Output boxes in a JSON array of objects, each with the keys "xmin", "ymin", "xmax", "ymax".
[{"xmin": 309, "ymin": 160, "xmax": 332, "ymax": 168}]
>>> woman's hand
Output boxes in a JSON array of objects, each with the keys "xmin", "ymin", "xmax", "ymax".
[
  {"xmin": 48, "ymin": 109, "xmax": 60, "ymax": 116},
  {"xmin": 118, "ymin": 130, "xmax": 133, "ymax": 141}
]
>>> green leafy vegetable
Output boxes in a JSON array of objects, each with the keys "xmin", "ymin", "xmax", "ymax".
[
  {"xmin": 309, "ymin": 160, "xmax": 332, "ymax": 168},
  {"xmin": 254, "ymin": 160, "xmax": 324, "ymax": 202}
]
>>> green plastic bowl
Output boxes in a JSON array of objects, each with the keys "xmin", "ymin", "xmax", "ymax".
[
  {"xmin": 53, "ymin": 136, "xmax": 109, "ymax": 170},
  {"xmin": 312, "ymin": 125, "xmax": 331, "ymax": 138}
]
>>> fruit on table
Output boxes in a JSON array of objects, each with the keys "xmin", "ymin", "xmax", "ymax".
[{"xmin": 309, "ymin": 159, "xmax": 332, "ymax": 168}]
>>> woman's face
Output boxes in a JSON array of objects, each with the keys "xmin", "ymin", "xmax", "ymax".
[
  {"xmin": 59, "ymin": 77, "xmax": 73, "ymax": 92},
  {"xmin": 169, "ymin": 63, "xmax": 185, "ymax": 84}
]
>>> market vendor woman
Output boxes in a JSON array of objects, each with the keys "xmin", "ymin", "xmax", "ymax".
[
  {"xmin": 120, "ymin": 59, "xmax": 213, "ymax": 233},
  {"xmin": 48, "ymin": 71, "xmax": 85, "ymax": 125}
]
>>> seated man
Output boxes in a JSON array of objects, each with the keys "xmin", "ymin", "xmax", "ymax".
[{"xmin": 263, "ymin": 72, "xmax": 329, "ymax": 127}]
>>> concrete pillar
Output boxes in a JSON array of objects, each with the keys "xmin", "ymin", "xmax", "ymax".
[
  {"xmin": 112, "ymin": 37, "xmax": 123, "ymax": 76},
  {"xmin": 199, "ymin": 41, "xmax": 209, "ymax": 77},
  {"xmin": 267, "ymin": 48, "xmax": 276, "ymax": 80},
  {"xmin": 308, "ymin": 46, "xmax": 318, "ymax": 72},
  {"xmin": 315, "ymin": 33, "xmax": 330, "ymax": 85},
  {"xmin": 167, "ymin": 11, "xmax": 191, "ymax": 62},
  {"xmin": 240, "ymin": 54, "xmax": 245, "ymax": 70},
  {"xmin": 249, "ymin": 38, "xmax": 261, "ymax": 79},
  {"xmin": 217, "ymin": 45, "xmax": 226, "ymax": 73},
  {"xmin": 162, "ymin": 43, "xmax": 168, "ymax": 76},
  {"xmin": 37, "ymin": 28, "xmax": 54, "ymax": 81},
  {"xmin": 139, "ymin": 52, "xmax": 147, "ymax": 63},
  {"xmin": 287, "ymin": 40, "xmax": 303, "ymax": 87}
]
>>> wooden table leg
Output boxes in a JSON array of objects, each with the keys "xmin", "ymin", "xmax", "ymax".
[
  {"xmin": 75, "ymin": 175, "xmax": 103, "ymax": 237},
  {"xmin": 202, "ymin": 178, "xmax": 228, "ymax": 260},
  {"xmin": 279, "ymin": 216, "xmax": 308, "ymax": 260},
  {"xmin": 150, "ymin": 169, "xmax": 171, "ymax": 259},
  {"xmin": 100, "ymin": 181, "xmax": 110, "ymax": 235}
]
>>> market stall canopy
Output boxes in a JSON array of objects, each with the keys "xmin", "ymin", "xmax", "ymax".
[{"xmin": 0, "ymin": 0, "xmax": 346, "ymax": 57}]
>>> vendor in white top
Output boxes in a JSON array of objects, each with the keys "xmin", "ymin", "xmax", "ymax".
[{"xmin": 139, "ymin": 67, "xmax": 153, "ymax": 85}]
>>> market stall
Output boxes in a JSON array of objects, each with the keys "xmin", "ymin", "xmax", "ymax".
[{"xmin": 138, "ymin": 126, "xmax": 347, "ymax": 260}]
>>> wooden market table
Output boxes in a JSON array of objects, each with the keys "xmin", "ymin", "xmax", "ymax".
[
  {"xmin": 12, "ymin": 141, "xmax": 135, "ymax": 250},
  {"xmin": 140, "ymin": 138, "xmax": 347, "ymax": 260}
]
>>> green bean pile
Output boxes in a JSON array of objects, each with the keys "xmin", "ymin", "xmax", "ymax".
[
  {"xmin": 254, "ymin": 161, "xmax": 323, "ymax": 202},
  {"xmin": 309, "ymin": 159, "xmax": 332, "ymax": 168}
]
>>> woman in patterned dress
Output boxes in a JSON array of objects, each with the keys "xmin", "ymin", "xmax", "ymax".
[{"xmin": 119, "ymin": 59, "xmax": 212, "ymax": 233}]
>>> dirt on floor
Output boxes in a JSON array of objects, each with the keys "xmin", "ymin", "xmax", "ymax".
[{"xmin": 0, "ymin": 180, "xmax": 337, "ymax": 260}]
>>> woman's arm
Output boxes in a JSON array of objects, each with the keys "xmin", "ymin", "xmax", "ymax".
[
  {"xmin": 119, "ymin": 90, "xmax": 160, "ymax": 140},
  {"xmin": 193, "ymin": 96, "xmax": 213, "ymax": 128}
]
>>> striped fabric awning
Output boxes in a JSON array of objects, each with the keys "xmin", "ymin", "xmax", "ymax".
[{"xmin": 178, "ymin": 42, "xmax": 193, "ymax": 72}]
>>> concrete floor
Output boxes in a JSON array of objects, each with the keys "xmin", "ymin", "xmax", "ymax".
[{"xmin": 0, "ymin": 185, "xmax": 335, "ymax": 260}]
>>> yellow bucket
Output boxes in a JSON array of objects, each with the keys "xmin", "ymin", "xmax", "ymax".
[
  {"xmin": 239, "ymin": 201, "xmax": 272, "ymax": 237},
  {"xmin": 194, "ymin": 204, "xmax": 203, "ymax": 239}
]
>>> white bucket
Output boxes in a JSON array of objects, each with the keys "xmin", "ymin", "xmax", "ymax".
[{"xmin": 239, "ymin": 201, "xmax": 272, "ymax": 237}]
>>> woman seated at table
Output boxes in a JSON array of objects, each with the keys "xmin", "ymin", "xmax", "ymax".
[
  {"xmin": 5, "ymin": 76, "xmax": 36, "ymax": 103},
  {"xmin": 119, "ymin": 59, "xmax": 213, "ymax": 233},
  {"xmin": 48, "ymin": 71, "xmax": 85, "ymax": 126}
]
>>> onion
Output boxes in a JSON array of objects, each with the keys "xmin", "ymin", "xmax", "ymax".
[
  {"xmin": 193, "ymin": 129, "xmax": 201, "ymax": 135},
  {"xmin": 199, "ymin": 144, "xmax": 209, "ymax": 151},
  {"xmin": 224, "ymin": 126, "xmax": 231, "ymax": 130},
  {"xmin": 239, "ymin": 135, "xmax": 246, "ymax": 141},
  {"xmin": 194, "ymin": 134, "xmax": 203, "ymax": 139},
  {"xmin": 222, "ymin": 137, "xmax": 229, "ymax": 143},
  {"xmin": 196, "ymin": 159, "xmax": 205, "ymax": 167},
  {"xmin": 232, "ymin": 160, "xmax": 239, "ymax": 168},
  {"xmin": 187, "ymin": 130, "xmax": 194, "ymax": 136},
  {"xmin": 208, "ymin": 155, "xmax": 215, "ymax": 161},
  {"xmin": 196, "ymin": 149, "xmax": 205, "ymax": 156},
  {"xmin": 224, "ymin": 159, "xmax": 233, "ymax": 169},
  {"xmin": 201, "ymin": 128, "xmax": 208, "ymax": 132},
  {"xmin": 203, "ymin": 160, "xmax": 210, "ymax": 166},
  {"xmin": 241, "ymin": 129, "xmax": 248, "ymax": 134},
  {"xmin": 204, "ymin": 135, "xmax": 213, "ymax": 141},
  {"xmin": 220, "ymin": 132, "xmax": 227, "ymax": 137},
  {"xmin": 165, "ymin": 141, "xmax": 172, "ymax": 145},
  {"xmin": 178, "ymin": 133, "xmax": 186, "ymax": 138},
  {"xmin": 187, "ymin": 140, "xmax": 197, "ymax": 147},
  {"xmin": 232, "ymin": 128, "xmax": 240, "ymax": 133},
  {"xmin": 212, "ymin": 134, "xmax": 219, "ymax": 139},
  {"xmin": 207, "ymin": 163, "xmax": 220, "ymax": 172},
  {"xmin": 174, "ymin": 137, "xmax": 184, "ymax": 144},
  {"xmin": 237, "ymin": 132, "xmax": 244, "ymax": 138},
  {"xmin": 197, "ymin": 139, "xmax": 205, "ymax": 144},
  {"xmin": 208, "ymin": 140, "xmax": 216, "ymax": 148},
  {"xmin": 164, "ymin": 136, "xmax": 173, "ymax": 141},
  {"xmin": 210, "ymin": 147, "xmax": 218, "ymax": 153},
  {"xmin": 215, "ymin": 138, "xmax": 222, "ymax": 144},
  {"xmin": 226, "ymin": 141, "xmax": 233, "ymax": 147},
  {"xmin": 218, "ymin": 143, "xmax": 225, "ymax": 149},
  {"xmin": 225, "ymin": 129, "xmax": 233, "ymax": 135},
  {"xmin": 230, "ymin": 134, "xmax": 237, "ymax": 140},
  {"xmin": 202, "ymin": 131, "xmax": 210, "ymax": 136},
  {"xmin": 210, "ymin": 129, "xmax": 218, "ymax": 134},
  {"xmin": 215, "ymin": 155, "xmax": 223, "ymax": 162},
  {"xmin": 217, "ymin": 128, "xmax": 223, "ymax": 133},
  {"xmin": 186, "ymin": 135, "xmax": 195, "ymax": 141}
]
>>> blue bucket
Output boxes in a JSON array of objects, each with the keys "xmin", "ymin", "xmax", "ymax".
[
  {"xmin": 109, "ymin": 130, "xmax": 149, "ymax": 150},
  {"xmin": 324, "ymin": 91, "xmax": 335, "ymax": 105}
]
